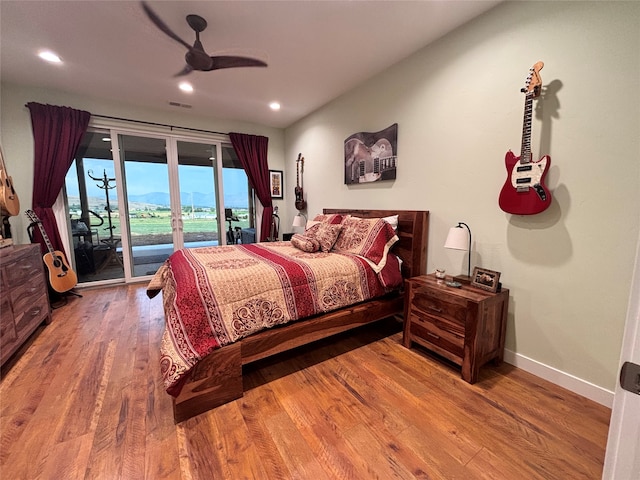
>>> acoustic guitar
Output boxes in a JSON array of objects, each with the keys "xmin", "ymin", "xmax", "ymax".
[
  {"xmin": 0, "ymin": 145, "xmax": 20, "ymax": 217},
  {"xmin": 498, "ymin": 61, "xmax": 552, "ymax": 215},
  {"xmin": 25, "ymin": 210, "xmax": 78, "ymax": 293},
  {"xmin": 294, "ymin": 153, "xmax": 307, "ymax": 211}
]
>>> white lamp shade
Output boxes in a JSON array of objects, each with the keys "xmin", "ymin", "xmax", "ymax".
[
  {"xmin": 444, "ymin": 227, "xmax": 468, "ymax": 251},
  {"xmin": 292, "ymin": 214, "xmax": 306, "ymax": 228}
]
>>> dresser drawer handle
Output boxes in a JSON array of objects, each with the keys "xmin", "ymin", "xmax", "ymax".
[
  {"xmin": 428, "ymin": 305, "xmax": 443, "ymax": 313},
  {"xmin": 426, "ymin": 331, "xmax": 440, "ymax": 340},
  {"xmin": 29, "ymin": 307, "xmax": 42, "ymax": 317}
]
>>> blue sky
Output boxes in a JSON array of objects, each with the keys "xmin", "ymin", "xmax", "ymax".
[{"xmin": 66, "ymin": 158, "xmax": 248, "ymax": 207}]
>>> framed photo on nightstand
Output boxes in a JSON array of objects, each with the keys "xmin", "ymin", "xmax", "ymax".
[{"xmin": 471, "ymin": 267, "xmax": 501, "ymax": 293}]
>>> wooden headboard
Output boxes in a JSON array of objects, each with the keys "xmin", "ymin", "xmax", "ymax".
[{"xmin": 323, "ymin": 209, "xmax": 429, "ymax": 279}]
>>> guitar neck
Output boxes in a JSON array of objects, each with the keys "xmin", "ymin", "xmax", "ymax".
[
  {"xmin": 37, "ymin": 223, "xmax": 56, "ymax": 256},
  {"xmin": 26, "ymin": 211, "xmax": 56, "ymax": 255},
  {"xmin": 520, "ymin": 93, "xmax": 534, "ymax": 164}
]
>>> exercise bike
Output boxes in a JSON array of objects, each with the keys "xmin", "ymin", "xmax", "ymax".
[{"xmin": 225, "ymin": 208, "xmax": 241, "ymax": 245}]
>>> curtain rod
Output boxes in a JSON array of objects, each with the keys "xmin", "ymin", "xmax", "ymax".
[
  {"xmin": 23, "ymin": 104, "xmax": 229, "ymax": 136},
  {"xmin": 91, "ymin": 114, "xmax": 229, "ymax": 136}
]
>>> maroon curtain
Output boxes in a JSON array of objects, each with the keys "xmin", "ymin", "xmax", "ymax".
[
  {"xmin": 229, "ymin": 133, "xmax": 272, "ymax": 242},
  {"xmin": 27, "ymin": 102, "xmax": 91, "ymax": 255}
]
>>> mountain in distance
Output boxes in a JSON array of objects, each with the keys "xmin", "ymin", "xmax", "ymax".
[
  {"xmin": 128, "ymin": 191, "xmax": 248, "ymax": 208},
  {"xmin": 70, "ymin": 191, "xmax": 248, "ymax": 210}
]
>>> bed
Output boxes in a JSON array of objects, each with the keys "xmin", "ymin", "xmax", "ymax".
[{"xmin": 148, "ymin": 208, "xmax": 429, "ymax": 422}]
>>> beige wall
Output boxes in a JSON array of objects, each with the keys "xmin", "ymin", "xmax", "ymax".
[
  {"xmin": 283, "ymin": 1, "xmax": 640, "ymax": 393},
  {"xmin": 0, "ymin": 83, "xmax": 287, "ymax": 245}
]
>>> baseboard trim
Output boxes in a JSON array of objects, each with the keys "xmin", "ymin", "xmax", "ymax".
[{"xmin": 503, "ymin": 349, "xmax": 614, "ymax": 408}]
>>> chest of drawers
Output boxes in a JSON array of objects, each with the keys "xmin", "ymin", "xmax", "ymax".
[
  {"xmin": 402, "ymin": 274, "xmax": 509, "ymax": 383},
  {"xmin": 0, "ymin": 244, "xmax": 51, "ymax": 366}
]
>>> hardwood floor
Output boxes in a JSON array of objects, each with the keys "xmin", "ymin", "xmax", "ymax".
[{"xmin": 0, "ymin": 284, "xmax": 610, "ymax": 479}]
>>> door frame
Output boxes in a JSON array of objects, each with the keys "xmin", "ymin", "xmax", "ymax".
[{"xmin": 602, "ymin": 230, "xmax": 640, "ymax": 478}]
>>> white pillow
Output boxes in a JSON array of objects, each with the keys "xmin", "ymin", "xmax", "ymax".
[{"xmin": 382, "ymin": 215, "xmax": 398, "ymax": 231}]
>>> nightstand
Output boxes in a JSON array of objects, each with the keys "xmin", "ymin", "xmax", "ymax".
[{"xmin": 402, "ymin": 274, "xmax": 509, "ymax": 383}]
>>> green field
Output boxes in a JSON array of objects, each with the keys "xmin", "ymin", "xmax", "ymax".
[{"xmin": 81, "ymin": 208, "xmax": 252, "ymax": 245}]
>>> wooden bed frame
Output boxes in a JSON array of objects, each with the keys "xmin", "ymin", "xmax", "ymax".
[{"xmin": 171, "ymin": 209, "xmax": 429, "ymax": 423}]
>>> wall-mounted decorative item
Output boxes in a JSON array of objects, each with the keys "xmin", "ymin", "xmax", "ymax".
[
  {"xmin": 471, "ymin": 267, "xmax": 501, "ymax": 293},
  {"xmin": 344, "ymin": 123, "xmax": 397, "ymax": 184},
  {"xmin": 498, "ymin": 61, "xmax": 552, "ymax": 215},
  {"xmin": 269, "ymin": 170, "xmax": 283, "ymax": 199},
  {"xmin": 294, "ymin": 153, "xmax": 306, "ymax": 210}
]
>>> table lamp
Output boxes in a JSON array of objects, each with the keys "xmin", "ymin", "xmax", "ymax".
[
  {"xmin": 444, "ymin": 222, "xmax": 472, "ymax": 284},
  {"xmin": 292, "ymin": 212, "xmax": 307, "ymax": 229}
]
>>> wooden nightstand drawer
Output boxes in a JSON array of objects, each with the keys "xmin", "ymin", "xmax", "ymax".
[
  {"xmin": 409, "ymin": 313, "xmax": 464, "ymax": 358},
  {"xmin": 411, "ymin": 287, "xmax": 468, "ymax": 326}
]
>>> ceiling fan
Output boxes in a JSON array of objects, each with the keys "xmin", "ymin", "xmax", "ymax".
[{"xmin": 141, "ymin": 1, "xmax": 267, "ymax": 77}]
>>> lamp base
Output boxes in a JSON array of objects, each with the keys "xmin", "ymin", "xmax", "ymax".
[{"xmin": 453, "ymin": 274, "xmax": 472, "ymax": 285}]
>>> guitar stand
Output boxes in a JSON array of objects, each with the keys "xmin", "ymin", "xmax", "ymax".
[
  {"xmin": 1, "ymin": 215, "xmax": 11, "ymax": 239},
  {"xmin": 49, "ymin": 288, "xmax": 83, "ymax": 310}
]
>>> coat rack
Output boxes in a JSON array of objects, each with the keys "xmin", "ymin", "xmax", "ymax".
[{"xmin": 87, "ymin": 169, "xmax": 122, "ymax": 270}]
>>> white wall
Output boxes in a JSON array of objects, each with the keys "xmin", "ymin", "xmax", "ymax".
[
  {"xmin": 284, "ymin": 1, "xmax": 640, "ymax": 396},
  {"xmin": 0, "ymin": 83, "xmax": 287, "ymax": 245}
]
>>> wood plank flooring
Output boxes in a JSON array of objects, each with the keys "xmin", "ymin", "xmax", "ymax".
[{"xmin": 0, "ymin": 284, "xmax": 610, "ymax": 479}]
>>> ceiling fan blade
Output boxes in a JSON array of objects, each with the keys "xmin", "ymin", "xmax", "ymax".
[
  {"xmin": 207, "ymin": 56, "xmax": 268, "ymax": 71},
  {"xmin": 141, "ymin": 1, "xmax": 192, "ymax": 51},
  {"xmin": 174, "ymin": 64, "xmax": 194, "ymax": 77}
]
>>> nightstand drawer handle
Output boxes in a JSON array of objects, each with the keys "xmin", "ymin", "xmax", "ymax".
[
  {"xmin": 426, "ymin": 331, "xmax": 440, "ymax": 340},
  {"xmin": 428, "ymin": 305, "xmax": 443, "ymax": 313}
]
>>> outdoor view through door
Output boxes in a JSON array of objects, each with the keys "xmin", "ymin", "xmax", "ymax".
[{"xmin": 65, "ymin": 128, "xmax": 254, "ymax": 284}]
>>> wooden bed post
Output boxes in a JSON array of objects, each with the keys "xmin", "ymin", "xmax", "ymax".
[{"xmin": 172, "ymin": 342, "xmax": 243, "ymax": 423}]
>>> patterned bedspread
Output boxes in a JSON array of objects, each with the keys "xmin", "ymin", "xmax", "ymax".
[{"xmin": 147, "ymin": 241, "xmax": 396, "ymax": 395}]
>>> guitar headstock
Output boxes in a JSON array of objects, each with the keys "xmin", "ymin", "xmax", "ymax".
[
  {"xmin": 25, "ymin": 209, "xmax": 38, "ymax": 224},
  {"xmin": 521, "ymin": 61, "xmax": 544, "ymax": 98}
]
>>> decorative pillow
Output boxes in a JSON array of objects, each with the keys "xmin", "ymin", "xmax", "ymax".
[
  {"xmin": 305, "ymin": 213, "xmax": 344, "ymax": 236},
  {"xmin": 313, "ymin": 222, "xmax": 343, "ymax": 253},
  {"xmin": 290, "ymin": 233, "xmax": 320, "ymax": 253},
  {"xmin": 348, "ymin": 214, "xmax": 398, "ymax": 231},
  {"xmin": 315, "ymin": 213, "xmax": 344, "ymax": 225},
  {"xmin": 332, "ymin": 216, "xmax": 399, "ymax": 272},
  {"xmin": 377, "ymin": 253, "xmax": 403, "ymax": 290}
]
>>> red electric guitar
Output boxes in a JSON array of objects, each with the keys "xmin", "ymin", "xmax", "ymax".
[{"xmin": 499, "ymin": 61, "xmax": 552, "ymax": 215}]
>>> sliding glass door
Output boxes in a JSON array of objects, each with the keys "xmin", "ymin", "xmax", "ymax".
[
  {"xmin": 118, "ymin": 134, "xmax": 175, "ymax": 278},
  {"xmin": 176, "ymin": 140, "xmax": 220, "ymax": 249},
  {"xmin": 65, "ymin": 126, "xmax": 254, "ymax": 285}
]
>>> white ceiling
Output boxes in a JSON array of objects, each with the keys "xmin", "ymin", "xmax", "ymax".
[{"xmin": 1, "ymin": 1, "xmax": 500, "ymax": 129}]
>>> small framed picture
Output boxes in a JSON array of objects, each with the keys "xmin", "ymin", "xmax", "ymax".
[
  {"xmin": 471, "ymin": 267, "xmax": 501, "ymax": 293},
  {"xmin": 269, "ymin": 170, "xmax": 283, "ymax": 199}
]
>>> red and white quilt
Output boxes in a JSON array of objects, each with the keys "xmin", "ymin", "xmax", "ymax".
[{"xmin": 147, "ymin": 241, "xmax": 400, "ymax": 395}]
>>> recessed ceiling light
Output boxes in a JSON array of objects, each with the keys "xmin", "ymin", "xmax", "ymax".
[
  {"xmin": 102, "ymin": 137, "xmax": 111, "ymax": 142},
  {"xmin": 269, "ymin": 102, "xmax": 281, "ymax": 111},
  {"xmin": 179, "ymin": 82, "xmax": 194, "ymax": 93},
  {"xmin": 38, "ymin": 50, "xmax": 62, "ymax": 64}
]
